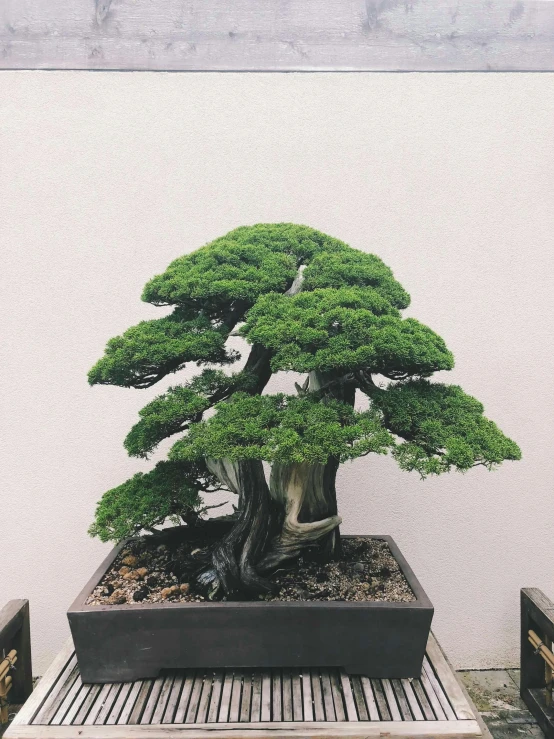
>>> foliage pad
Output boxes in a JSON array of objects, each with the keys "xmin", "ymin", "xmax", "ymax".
[
  {"xmin": 241, "ymin": 288, "xmax": 453, "ymax": 377},
  {"xmin": 88, "ymin": 460, "xmax": 207, "ymax": 542},
  {"xmin": 88, "ymin": 310, "xmax": 237, "ymax": 388},
  {"xmin": 170, "ymin": 393, "xmax": 394, "ymax": 465},
  {"xmin": 371, "ymin": 380, "xmax": 522, "ymax": 475},
  {"xmin": 302, "ymin": 251, "xmax": 410, "ymax": 308},
  {"xmin": 124, "ymin": 370, "xmax": 257, "ymax": 458}
]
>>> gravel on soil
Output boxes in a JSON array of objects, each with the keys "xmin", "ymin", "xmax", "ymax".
[{"xmin": 85, "ymin": 533, "xmax": 415, "ymax": 606}]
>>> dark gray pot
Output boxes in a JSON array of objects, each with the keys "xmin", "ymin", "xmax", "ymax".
[{"xmin": 68, "ymin": 534, "xmax": 433, "ymax": 683}]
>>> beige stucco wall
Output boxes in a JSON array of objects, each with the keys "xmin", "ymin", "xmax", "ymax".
[{"xmin": 1, "ymin": 71, "xmax": 553, "ymax": 675}]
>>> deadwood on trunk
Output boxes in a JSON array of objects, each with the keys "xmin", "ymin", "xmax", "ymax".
[
  {"xmin": 199, "ymin": 458, "xmax": 280, "ymax": 597},
  {"xmin": 258, "ymin": 461, "xmax": 342, "ymax": 573}
]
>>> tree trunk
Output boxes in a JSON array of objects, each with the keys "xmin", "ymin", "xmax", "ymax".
[
  {"xmin": 195, "ymin": 292, "xmax": 359, "ymax": 594},
  {"xmin": 197, "ymin": 457, "xmax": 280, "ymax": 598},
  {"xmin": 257, "ymin": 460, "xmax": 342, "ymax": 572},
  {"xmin": 298, "ymin": 456, "xmax": 342, "ymax": 562}
]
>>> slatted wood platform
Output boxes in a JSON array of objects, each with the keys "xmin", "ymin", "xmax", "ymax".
[{"xmin": 7, "ymin": 634, "xmax": 482, "ymax": 738}]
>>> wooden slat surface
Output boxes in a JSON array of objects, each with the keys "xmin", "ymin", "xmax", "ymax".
[
  {"xmin": 117, "ymin": 682, "xmax": 142, "ymax": 725},
  {"xmin": 128, "ymin": 681, "xmax": 152, "ymax": 725},
  {"xmin": 175, "ymin": 673, "xmax": 195, "ymax": 724},
  {"xmin": 311, "ymin": 670, "xmax": 325, "ymax": 722},
  {"xmin": 360, "ymin": 676, "xmax": 379, "ymax": 721},
  {"xmin": 74, "ymin": 685, "xmax": 102, "ymax": 725},
  {"xmin": 401, "ymin": 679, "xmax": 424, "ymax": 721},
  {"xmin": 426, "ymin": 634, "xmax": 476, "ymax": 721},
  {"xmin": 162, "ymin": 675, "xmax": 183, "ymax": 724},
  {"xmin": 207, "ymin": 672, "xmax": 223, "ymax": 724},
  {"xmin": 36, "ymin": 665, "xmax": 79, "ymax": 725},
  {"xmin": 7, "ymin": 722, "xmax": 482, "ymax": 739},
  {"xmin": 7, "ymin": 634, "xmax": 481, "ymax": 739},
  {"xmin": 197, "ymin": 673, "xmax": 213, "ymax": 724}
]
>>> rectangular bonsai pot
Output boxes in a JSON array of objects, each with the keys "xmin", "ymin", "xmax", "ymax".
[{"xmin": 68, "ymin": 534, "xmax": 433, "ymax": 683}]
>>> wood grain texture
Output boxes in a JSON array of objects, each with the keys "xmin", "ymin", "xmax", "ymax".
[
  {"xmin": 18, "ymin": 648, "xmax": 75, "ymax": 727},
  {"xmin": 6, "ymin": 633, "xmax": 486, "ymax": 739},
  {"xmin": 5, "ymin": 720, "xmax": 482, "ymax": 738},
  {"xmin": 426, "ymin": 634, "xmax": 475, "ymax": 721},
  {"xmin": 400, "ymin": 679, "xmax": 424, "ymax": 721},
  {"xmin": 1, "ymin": 0, "xmax": 553, "ymax": 71}
]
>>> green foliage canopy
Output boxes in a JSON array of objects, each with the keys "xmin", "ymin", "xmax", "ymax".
[
  {"xmin": 88, "ymin": 223, "xmax": 521, "ymax": 543},
  {"xmin": 169, "ymin": 393, "xmax": 394, "ymax": 465},
  {"xmin": 124, "ymin": 370, "xmax": 257, "ymax": 458},
  {"xmin": 241, "ymin": 288, "xmax": 453, "ymax": 377},
  {"xmin": 88, "ymin": 460, "xmax": 207, "ymax": 542},
  {"xmin": 371, "ymin": 380, "xmax": 522, "ymax": 476},
  {"xmin": 88, "ymin": 310, "xmax": 238, "ymax": 388},
  {"xmin": 141, "ymin": 224, "xmax": 357, "ymax": 316},
  {"xmin": 302, "ymin": 251, "xmax": 410, "ymax": 308},
  {"xmin": 142, "ymin": 241, "xmax": 298, "ymax": 319}
]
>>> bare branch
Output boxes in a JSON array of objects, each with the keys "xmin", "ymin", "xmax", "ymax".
[{"xmin": 198, "ymin": 502, "xmax": 230, "ymax": 516}]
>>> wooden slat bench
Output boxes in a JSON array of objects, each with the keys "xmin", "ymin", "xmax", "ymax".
[{"xmin": 6, "ymin": 634, "xmax": 482, "ymax": 739}]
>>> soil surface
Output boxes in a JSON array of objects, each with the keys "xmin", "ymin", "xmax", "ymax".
[{"xmin": 85, "ymin": 532, "xmax": 415, "ymax": 605}]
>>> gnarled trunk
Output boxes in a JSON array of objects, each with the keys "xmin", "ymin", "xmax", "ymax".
[
  {"xmin": 198, "ymin": 458, "xmax": 280, "ymax": 598},
  {"xmin": 258, "ymin": 460, "xmax": 342, "ymax": 572},
  {"xmin": 196, "ymin": 316, "xmax": 355, "ymax": 596},
  {"xmin": 298, "ymin": 456, "xmax": 342, "ymax": 562}
]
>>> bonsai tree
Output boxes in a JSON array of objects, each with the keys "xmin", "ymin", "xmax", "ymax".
[{"xmin": 88, "ymin": 224, "xmax": 521, "ymax": 598}]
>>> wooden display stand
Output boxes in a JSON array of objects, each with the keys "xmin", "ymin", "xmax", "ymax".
[{"xmin": 7, "ymin": 632, "xmax": 483, "ymax": 738}]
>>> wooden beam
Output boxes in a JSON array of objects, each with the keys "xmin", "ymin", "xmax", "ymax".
[
  {"xmin": 522, "ymin": 689, "xmax": 554, "ymax": 739},
  {"xmin": 6, "ymin": 719, "xmax": 482, "ymax": 738},
  {"xmin": 1, "ymin": 0, "xmax": 554, "ymax": 72}
]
